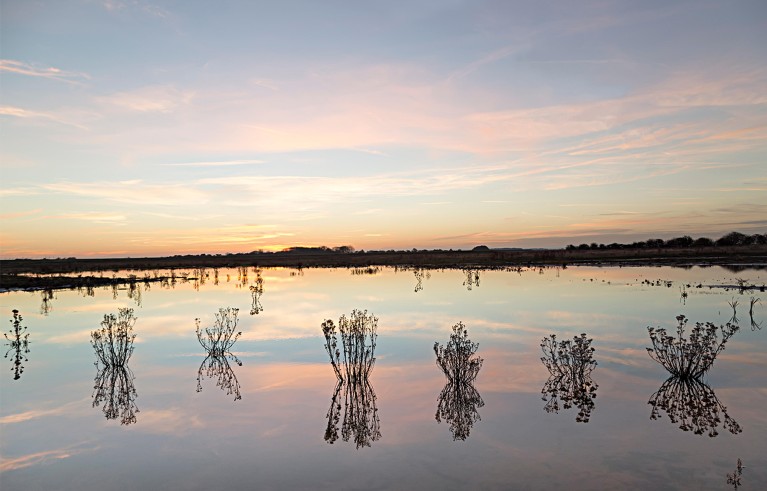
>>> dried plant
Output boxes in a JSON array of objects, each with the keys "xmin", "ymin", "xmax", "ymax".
[
  {"xmin": 728, "ymin": 298, "xmax": 739, "ymax": 325},
  {"xmin": 646, "ymin": 315, "xmax": 738, "ymax": 379},
  {"xmin": 414, "ymin": 268, "xmax": 431, "ymax": 293},
  {"xmin": 540, "ymin": 333, "xmax": 598, "ymax": 423},
  {"xmin": 727, "ymin": 458, "xmax": 744, "ymax": 489},
  {"xmin": 649, "ymin": 376, "xmax": 741, "ymax": 437},
  {"xmin": 322, "ymin": 310, "xmax": 380, "ymax": 448},
  {"xmin": 462, "ymin": 269, "xmax": 481, "ymax": 291},
  {"xmin": 434, "ymin": 322, "xmax": 484, "ymax": 440},
  {"xmin": 40, "ymin": 288, "xmax": 54, "ymax": 315},
  {"xmin": 249, "ymin": 270, "xmax": 264, "ymax": 315},
  {"xmin": 91, "ymin": 308, "xmax": 138, "ymax": 424},
  {"xmin": 749, "ymin": 296, "xmax": 762, "ymax": 330},
  {"xmin": 5, "ymin": 309, "xmax": 30, "ymax": 380},
  {"xmin": 196, "ymin": 308, "xmax": 242, "ymax": 400}
]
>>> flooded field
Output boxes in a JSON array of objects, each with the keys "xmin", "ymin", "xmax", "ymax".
[{"xmin": 1, "ymin": 265, "xmax": 766, "ymax": 490}]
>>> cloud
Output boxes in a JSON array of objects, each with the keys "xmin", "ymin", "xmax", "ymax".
[
  {"xmin": 55, "ymin": 212, "xmax": 128, "ymax": 224},
  {"xmin": 0, "ymin": 59, "xmax": 90, "ymax": 84},
  {"xmin": 161, "ymin": 159, "xmax": 265, "ymax": 167},
  {"xmin": 99, "ymin": 85, "xmax": 194, "ymax": 113},
  {"xmin": 0, "ymin": 106, "xmax": 88, "ymax": 129},
  {"xmin": 42, "ymin": 180, "xmax": 208, "ymax": 206}
]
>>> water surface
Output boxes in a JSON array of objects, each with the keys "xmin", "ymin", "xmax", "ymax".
[{"xmin": 1, "ymin": 266, "xmax": 765, "ymax": 490}]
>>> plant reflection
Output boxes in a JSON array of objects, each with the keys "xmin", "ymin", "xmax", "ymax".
[
  {"xmin": 434, "ymin": 322, "xmax": 484, "ymax": 440},
  {"xmin": 4, "ymin": 309, "xmax": 30, "ymax": 380},
  {"xmin": 540, "ymin": 333, "xmax": 598, "ymax": 423},
  {"xmin": 727, "ymin": 458, "xmax": 744, "ymax": 489},
  {"xmin": 40, "ymin": 288, "xmax": 54, "ymax": 315},
  {"xmin": 91, "ymin": 308, "xmax": 138, "ymax": 425},
  {"xmin": 462, "ymin": 269, "xmax": 481, "ymax": 291},
  {"xmin": 749, "ymin": 296, "xmax": 762, "ymax": 330},
  {"xmin": 195, "ymin": 307, "xmax": 242, "ymax": 401},
  {"xmin": 321, "ymin": 310, "xmax": 381, "ymax": 448},
  {"xmin": 646, "ymin": 315, "xmax": 741, "ymax": 436},
  {"xmin": 249, "ymin": 269, "xmax": 264, "ymax": 315},
  {"xmin": 414, "ymin": 268, "xmax": 431, "ymax": 293}
]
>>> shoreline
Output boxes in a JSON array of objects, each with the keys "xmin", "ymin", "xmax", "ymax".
[{"xmin": 2, "ymin": 245, "xmax": 766, "ymax": 292}]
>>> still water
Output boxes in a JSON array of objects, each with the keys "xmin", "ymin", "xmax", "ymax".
[{"xmin": 1, "ymin": 266, "xmax": 766, "ymax": 490}]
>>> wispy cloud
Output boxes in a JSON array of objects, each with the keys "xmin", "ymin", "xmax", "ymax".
[
  {"xmin": 0, "ymin": 106, "xmax": 88, "ymax": 129},
  {"xmin": 56, "ymin": 212, "xmax": 128, "ymax": 224},
  {"xmin": 161, "ymin": 159, "xmax": 264, "ymax": 167},
  {"xmin": 99, "ymin": 85, "xmax": 194, "ymax": 113},
  {"xmin": 0, "ymin": 59, "xmax": 90, "ymax": 84}
]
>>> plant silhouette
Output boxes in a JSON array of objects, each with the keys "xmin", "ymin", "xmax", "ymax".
[
  {"xmin": 195, "ymin": 307, "xmax": 242, "ymax": 401},
  {"xmin": 5, "ymin": 309, "xmax": 30, "ymax": 380},
  {"xmin": 727, "ymin": 458, "xmax": 744, "ymax": 489},
  {"xmin": 540, "ymin": 333, "xmax": 598, "ymax": 423},
  {"xmin": 646, "ymin": 315, "xmax": 741, "ymax": 436},
  {"xmin": 462, "ymin": 269, "xmax": 481, "ymax": 291},
  {"xmin": 249, "ymin": 269, "xmax": 264, "ymax": 315},
  {"xmin": 414, "ymin": 268, "xmax": 431, "ymax": 293},
  {"xmin": 91, "ymin": 308, "xmax": 138, "ymax": 425},
  {"xmin": 322, "ymin": 310, "xmax": 381, "ymax": 448},
  {"xmin": 40, "ymin": 288, "xmax": 54, "ymax": 315},
  {"xmin": 434, "ymin": 322, "xmax": 484, "ymax": 440}
]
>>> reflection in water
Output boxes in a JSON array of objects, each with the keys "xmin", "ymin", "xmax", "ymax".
[
  {"xmin": 322, "ymin": 310, "xmax": 381, "ymax": 448},
  {"xmin": 727, "ymin": 458, "xmax": 744, "ymax": 489},
  {"xmin": 648, "ymin": 376, "xmax": 741, "ymax": 437},
  {"xmin": 434, "ymin": 322, "xmax": 484, "ymax": 440},
  {"xmin": 540, "ymin": 333, "xmax": 598, "ymax": 423},
  {"xmin": 414, "ymin": 268, "xmax": 431, "ymax": 293},
  {"xmin": 646, "ymin": 315, "xmax": 741, "ymax": 436},
  {"xmin": 40, "ymin": 288, "xmax": 54, "ymax": 315},
  {"xmin": 749, "ymin": 296, "xmax": 762, "ymax": 330},
  {"xmin": 4, "ymin": 309, "xmax": 30, "ymax": 380},
  {"xmin": 91, "ymin": 308, "xmax": 138, "ymax": 425},
  {"xmin": 462, "ymin": 269, "xmax": 481, "ymax": 291},
  {"xmin": 195, "ymin": 308, "xmax": 242, "ymax": 401},
  {"xmin": 249, "ymin": 269, "xmax": 264, "ymax": 315}
]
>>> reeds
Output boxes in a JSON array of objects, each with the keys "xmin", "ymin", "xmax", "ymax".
[{"xmin": 646, "ymin": 315, "xmax": 738, "ymax": 380}]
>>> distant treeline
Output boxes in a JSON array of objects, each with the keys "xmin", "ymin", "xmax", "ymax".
[{"xmin": 565, "ymin": 231, "xmax": 766, "ymax": 251}]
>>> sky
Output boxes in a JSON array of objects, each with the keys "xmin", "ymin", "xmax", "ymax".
[{"xmin": 1, "ymin": 0, "xmax": 766, "ymax": 258}]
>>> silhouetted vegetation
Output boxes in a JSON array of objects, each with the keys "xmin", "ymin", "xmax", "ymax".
[
  {"xmin": 566, "ymin": 231, "xmax": 767, "ymax": 251},
  {"xmin": 646, "ymin": 315, "xmax": 741, "ymax": 436},
  {"xmin": 414, "ymin": 268, "xmax": 431, "ymax": 293},
  {"xmin": 434, "ymin": 322, "xmax": 484, "ymax": 440},
  {"xmin": 195, "ymin": 308, "xmax": 242, "ymax": 400},
  {"xmin": 4, "ymin": 309, "xmax": 30, "ymax": 380},
  {"xmin": 540, "ymin": 333, "xmax": 598, "ymax": 423},
  {"xmin": 91, "ymin": 308, "xmax": 138, "ymax": 425},
  {"xmin": 647, "ymin": 315, "xmax": 737, "ymax": 379},
  {"xmin": 322, "ymin": 310, "xmax": 380, "ymax": 448},
  {"xmin": 462, "ymin": 269, "xmax": 481, "ymax": 291},
  {"xmin": 727, "ymin": 458, "xmax": 744, "ymax": 489},
  {"xmin": 249, "ymin": 269, "xmax": 264, "ymax": 315},
  {"xmin": 749, "ymin": 297, "xmax": 762, "ymax": 330}
]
